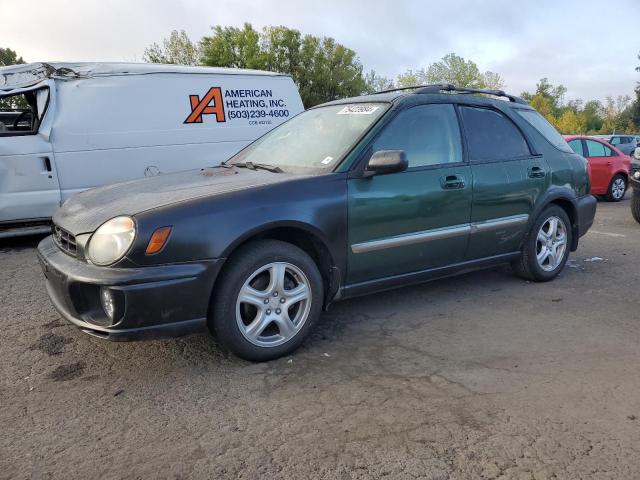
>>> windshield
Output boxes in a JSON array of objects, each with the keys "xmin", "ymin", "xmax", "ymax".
[{"xmin": 229, "ymin": 103, "xmax": 387, "ymax": 174}]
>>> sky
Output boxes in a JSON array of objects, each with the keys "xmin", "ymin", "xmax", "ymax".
[{"xmin": 2, "ymin": 0, "xmax": 638, "ymax": 103}]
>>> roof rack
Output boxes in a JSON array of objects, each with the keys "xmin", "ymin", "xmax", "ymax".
[{"xmin": 370, "ymin": 83, "xmax": 528, "ymax": 105}]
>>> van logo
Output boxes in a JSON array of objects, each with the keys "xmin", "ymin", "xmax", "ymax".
[{"xmin": 184, "ymin": 87, "xmax": 226, "ymax": 124}]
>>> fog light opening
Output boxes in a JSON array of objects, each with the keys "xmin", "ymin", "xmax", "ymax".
[{"xmin": 100, "ymin": 287, "xmax": 115, "ymax": 320}]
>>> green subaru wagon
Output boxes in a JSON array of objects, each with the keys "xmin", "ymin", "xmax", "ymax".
[{"xmin": 39, "ymin": 84, "xmax": 597, "ymax": 361}]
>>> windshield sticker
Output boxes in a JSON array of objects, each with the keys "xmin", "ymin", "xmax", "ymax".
[
  {"xmin": 321, "ymin": 156, "xmax": 334, "ymax": 165},
  {"xmin": 337, "ymin": 105, "xmax": 380, "ymax": 115}
]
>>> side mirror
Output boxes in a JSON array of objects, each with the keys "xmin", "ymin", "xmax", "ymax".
[
  {"xmin": 363, "ymin": 150, "xmax": 408, "ymax": 178},
  {"xmin": 634, "ymin": 147, "xmax": 640, "ymax": 161}
]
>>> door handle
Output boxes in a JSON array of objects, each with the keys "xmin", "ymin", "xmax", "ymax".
[
  {"xmin": 440, "ymin": 174, "xmax": 465, "ymax": 190},
  {"xmin": 41, "ymin": 156, "xmax": 52, "ymax": 172},
  {"xmin": 528, "ymin": 166, "xmax": 546, "ymax": 178}
]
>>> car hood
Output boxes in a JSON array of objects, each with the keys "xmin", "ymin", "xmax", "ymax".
[{"xmin": 53, "ymin": 166, "xmax": 298, "ymax": 234}]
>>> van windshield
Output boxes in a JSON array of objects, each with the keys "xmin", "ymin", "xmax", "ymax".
[{"xmin": 229, "ymin": 103, "xmax": 387, "ymax": 174}]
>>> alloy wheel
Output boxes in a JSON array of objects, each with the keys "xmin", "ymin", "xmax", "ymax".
[
  {"xmin": 536, "ymin": 216, "xmax": 567, "ymax": 272},
  {"xmin": 611, "ymin": 178, "xmax": 626, "ymax": 200},
  {"xmin": 235, "ymin": 262, "xmax": 312, "ymax": 347}
]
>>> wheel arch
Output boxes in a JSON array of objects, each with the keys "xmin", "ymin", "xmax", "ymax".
[
  {"xmin": 530, "ymin": 189, "xmax": 580, "ymax": 252},
  {"xmin": 216, "ymin": 221, "xmax": 342, "ymax": 309}
]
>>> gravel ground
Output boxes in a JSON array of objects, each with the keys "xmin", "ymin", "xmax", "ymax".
[{"xmin": 1, "ymin": 197, "xmax": 639, "ymax": 479}]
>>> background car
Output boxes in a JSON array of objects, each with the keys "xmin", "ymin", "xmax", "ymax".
[
  {"xmin": 564, "ymin": 135, "xmax": 631, "ymax": 201},
  {"xmin": 609, "ymin": 134, "xmax": 640, "ymax": 156}
]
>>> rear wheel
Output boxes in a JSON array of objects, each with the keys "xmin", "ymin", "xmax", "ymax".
[
  {"xmin": 512, "ymin": 205, "xmax": 572, "ymax": 282},
  {"xmin": 606, "ymin": 174, "xmax": 626, "ymax": 202},
  {"xmin": 631, "ymin": 194, "xmax": 640, "ymax": 224},
  {"xmin": 209, "ymin": 240, "xmax": 323, "ymax": 361}
]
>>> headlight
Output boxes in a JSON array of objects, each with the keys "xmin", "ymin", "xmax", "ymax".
[{"xmin": 87, "ymin": 216, "xmax": 136, "ymax": 266}]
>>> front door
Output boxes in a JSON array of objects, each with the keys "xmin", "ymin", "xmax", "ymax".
[
  {"xmin": 0, "ymin": 87, "xmax": 60, "ymax": 223},
  {"xmin": 458, "ymin": 105, "xmax": 549, "ymax": 260},
  {"xmin": 347, "ymin": 103, "xmax": 472, "ymax": 284}
]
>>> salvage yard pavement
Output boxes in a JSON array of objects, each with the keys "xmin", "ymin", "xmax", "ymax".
[{"xmin": 1, "ymin": 198, "xmax": 639, "ymax": 479}]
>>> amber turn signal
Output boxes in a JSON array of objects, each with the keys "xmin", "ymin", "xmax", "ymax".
[{"xmin": 145, "ymin": 226, "xmax": 172, "ymax": 254}]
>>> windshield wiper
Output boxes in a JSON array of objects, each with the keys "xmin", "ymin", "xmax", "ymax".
[{"xmin": 233, "ymin": 161, "xmax": 283, "ymax": 173}]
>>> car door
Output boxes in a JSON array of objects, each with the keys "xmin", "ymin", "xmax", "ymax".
[
  {"xmin": 0, "ymin": 86, "xmax": 61, "ymax": 223},
  {"xmin": 584, "ymin": 139, "xmax": 615, "ymax": 192},
  {"xmin": 347, "ymin": 103, "xmax": 472, "ymax": 284},
  {"xmin": 459, "ymin": 105, "xmax": 548, "ymax": 260}
]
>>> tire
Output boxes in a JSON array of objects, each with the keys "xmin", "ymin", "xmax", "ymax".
[
  {"xmin": 606, "ymin": 174, "xmax": 627, "ymax": 202},
  {"xmin": 511, "ymin": 205, "xmax": 572, "ymax": 282},
  {"xmin": 209, "ymin": 239, "xmax": 323, "ymax": 361},
  {"xmin": 632, "ymin": 194, "xmax": 640, "ymax": 224}
]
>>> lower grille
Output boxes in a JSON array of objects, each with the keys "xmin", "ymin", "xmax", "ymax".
[{"xmin": 52, "ymin": 225, "xmax": 77, "ymax": 257}]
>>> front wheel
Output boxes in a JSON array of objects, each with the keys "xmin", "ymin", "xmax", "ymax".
[
  {"xmin": 209, "ymin": 240, "xmax": 323, "ymax": 361},
  {"xmin": 606, "ymin": 174, "xmax": 627, "ymax": 202},
  {"xmin": 631, "ymin": 194, "xmax": 640, "ymax": 224},
  {"xmin": 511, "ymin": 206, "xmax": 572, "ymax": 282}
]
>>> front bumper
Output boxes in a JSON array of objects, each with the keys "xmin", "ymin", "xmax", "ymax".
[{"xmin": 37, "ymin": 236, "xmax": 223, "ymax": 341}]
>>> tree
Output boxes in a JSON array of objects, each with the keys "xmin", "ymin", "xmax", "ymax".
[
  {"xmin": 0, "ymin": 47, "xmax": 25, "ymax": 67},
  {"xmin": 201, "ymin": 23, "xmax": 265, "ymax": 70},
  {"xmin": 200, "ymin": 24, "xmax": 367, "ymax": 107},
  {"xmin": 556, "ymin": 110, "xmax": 586, "ymax": 134},
  {"xmin": 0, "ymin": 47, "xmax": 27, "ymax": 110},
  {"xmin": 143, "ymin": 30, "xmax": 201, "ymax": 66},
  {"xmin": 363, "ymin": 70, "xmax": 394, "ymax": 93},
  {"xmin": 397, "ymin": 53, "xmax": 504, "ymax": 90}
]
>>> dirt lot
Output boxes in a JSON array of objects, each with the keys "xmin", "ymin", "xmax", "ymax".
[{"xmin": 1, "ymin": 197, "xmax": 639, "ymax": 480}]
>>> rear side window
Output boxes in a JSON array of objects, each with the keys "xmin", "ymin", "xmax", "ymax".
[
  {"xmin": 610, "ymin": 137, "xmax": 622, "ymax": 145},
  {"xmin": 568, "ymin": 139, "xmax": 584, "ymax": 156},
  {"xmin": 585, "ymin": 139, "xmax": 616, "ymax": 157},
  {"xmin": 460, "ymin": 106, "xmax": 531, "ymax": 161},
  {"xmin": 515, "ymin": 109, "xmax": 573, "ymax": 153},
  {"xmin": 372, "ymin": 104, "xmax": 462, "ymax": 167}
]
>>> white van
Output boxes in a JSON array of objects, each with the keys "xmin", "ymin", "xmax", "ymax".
[{"xmin": 0, "ymin": 62, "xmax": 304, "ymax": 237}]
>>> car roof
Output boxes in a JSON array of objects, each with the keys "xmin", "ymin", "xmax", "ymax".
[{"xmin": 0, "ymin": 62, "xmax": 287, "ymax": 91}]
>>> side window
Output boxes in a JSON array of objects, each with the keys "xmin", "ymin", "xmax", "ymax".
[
  {"xmin": 603, "ymin": 144, "xmax": 617, "ymax": 157},
  {"xmin": 568, "ymin": 139, "xmax": 584, "ymax": 156},
  {"xmin": 0, "ymin": 88, "xmax": 48, "ymax": 137},
  {"xmin": 371, "ymin": 104, "xmax": 462, "ymax": 168},
  {"xmin": 585, "ymin": 139, "xmax": 606, "ymax": 157},
  {"xmin": 460, "ymin": 106, "xmax": 531, "ymax": 161},
  {"xmin": 610, "ymin": 137, "xmax": 621, "ymax": 145}
]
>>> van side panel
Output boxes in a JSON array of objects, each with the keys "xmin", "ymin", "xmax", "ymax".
[{"xmin": 51, "ymin": 74, "xmax": 303, "ymax": 200}]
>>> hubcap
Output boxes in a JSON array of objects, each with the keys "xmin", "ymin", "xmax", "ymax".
[
  {"xmin": 612, "ymin": 178, "xmax": 625, "ymax": 199},
  {"xmin": 536, "ymin": 216, "xmax": 567, "ymax": 272},
  {"xmin": 236, "ymin": 262, "xmax": 312, "ymax": 347}
]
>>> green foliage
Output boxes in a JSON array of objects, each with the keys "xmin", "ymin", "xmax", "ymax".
[
  {"xmin": 0, "ymin": 47, "xmax": 27, "ymax": 110},
  {"xmin": 199, "ymin": 23, "xmax": 366, "ymax": 107},
  {"xmin": 143, "ymin": 30, "xmax": 201, "ymax": 66},
  {"xmin": 0, "ymin": 47, "xmax": 25, "ymax": 67},
  {"xmin": 396, "ymin": 53, "xmax": 504, "ymax": 90},
  {"xmin": 521, "ymin": 77, "xmax": 636, "ymax": 135}
]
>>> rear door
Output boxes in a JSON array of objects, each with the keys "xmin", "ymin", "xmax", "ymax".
[
  {"xmin": 0, "ymin": 85, "xmax": 60, "ymax": 223},
  {"xmin": 347, "ymin": 103, "xmax": 471, "ymax": 284},
  {"xmin": 460, "ymin": 105, "xmax": 547, "ymax": 260},
  {"xmin": 584, "ymin": 139, "xmax": 615, "ymax": 192}
]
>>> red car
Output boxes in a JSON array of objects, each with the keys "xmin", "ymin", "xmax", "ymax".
[{"xmin": 564, "ymin": 135, "xmax": 631, "ymax": 202}]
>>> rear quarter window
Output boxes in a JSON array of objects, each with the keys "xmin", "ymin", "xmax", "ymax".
[{"xmin": 516, "ymin": 109, "xmax": 573, "ymax": 153}]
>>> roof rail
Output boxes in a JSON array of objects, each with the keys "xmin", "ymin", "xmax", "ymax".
[
  {"xmin": 367, "ymin": 83, "xmax": 527, "ymax": 104},
  {"xmin": 413, "ymin": 84, "xmax": 528, "ymax": 104}
]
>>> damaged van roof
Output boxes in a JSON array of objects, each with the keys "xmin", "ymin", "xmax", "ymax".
[{"xmin": 0, "ymin": 62, "xmax": 288, "ymax": 91}]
